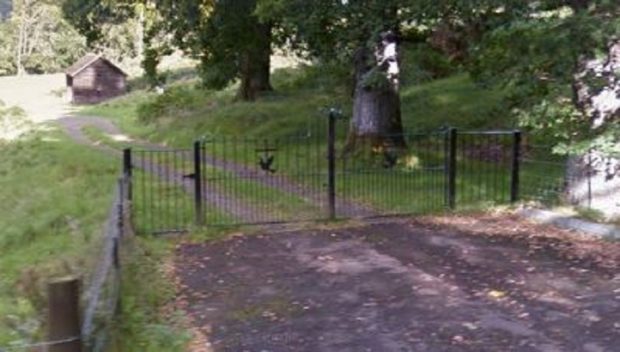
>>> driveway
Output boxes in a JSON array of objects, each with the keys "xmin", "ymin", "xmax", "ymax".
[{"xmin": 174, "ymin": 215, "xmax": 620, "ymax": 352}]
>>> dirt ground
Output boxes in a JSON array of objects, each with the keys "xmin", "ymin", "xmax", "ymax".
[
  {"xmin": 0, "ymin": 74, "xmax": 71, "ymax": 122},
  {"xmin": 173, "ymin": 214, "xmax": 620, "ymax": 352}
]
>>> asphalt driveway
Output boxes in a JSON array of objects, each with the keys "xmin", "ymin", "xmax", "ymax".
[{"xmin": 174, "ymin": 215, "xmax": 620, "ymax": 352}]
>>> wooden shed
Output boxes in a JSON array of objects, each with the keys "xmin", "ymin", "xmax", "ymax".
[{"xmin": 65, "ymin": 54, "xmax": 127, "ymax": 104}]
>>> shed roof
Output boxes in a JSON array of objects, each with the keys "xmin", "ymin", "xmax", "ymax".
[{"xmin": 65, "ymin": 53, "xmax": 127, "ymax": 77}]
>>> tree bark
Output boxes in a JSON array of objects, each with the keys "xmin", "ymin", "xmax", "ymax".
[
  {"xmin": 237, "ymin": 22, "xmax": 272, "ymax": 101},
  {"xmin": 16, "ymin": 21, "xmax": 25, "ymax": 75},
  {"xmin": 346, "ymin": 33, "xmax": 406, "ymax": 152},
  {"xmin": 566, "ymin": 39, "xmax": 620, "ymax": 219}
]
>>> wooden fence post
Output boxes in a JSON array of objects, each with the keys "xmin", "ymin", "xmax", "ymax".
[{"xmin": 48, "ymin": 277, "xmax": 82, "ymax": 352}]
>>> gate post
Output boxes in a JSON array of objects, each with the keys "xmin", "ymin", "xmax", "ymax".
[
  {"xmin": 122, "ymin": 148, "xmax": 132, "ymax": 201},
  {"xmin": 446, "ymin": 128, "xmax": 457, "ymax": 210},
  {"xmin": 327, "ymin": 109, "xmax": 337, "ymax": 220},
  {"xmin": 48, "ymin": 277, "xmax": 81, "ymax": 352},
  {"xmin": 193, "ymin": 141, "xmax": 204, "ymax": 226},
  {"xmin": 510, "ymin": 130, "xmax": 522, "ymax": 203}
]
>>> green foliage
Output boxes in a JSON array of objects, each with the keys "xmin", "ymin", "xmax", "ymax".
[
  {"xmin": 62, "ymin": 0, "xmax": 165, "ymax": 77},
  {"xmin": 468, "ymin": 1, "xmax": 620, "ymax": 151},
  {"xmin": 157, "ymin": 0, "xmax": 272, "ymax": 92},
  {"xmin": 111, "ymin": 237, "xmax": 189, "ymax": 352},
  {"xmin": 361, "ymin": 67, "xmax": 392, "ymax": 90},
  {"xmin": 61, "ymin": 0, "xmax": 126, "ymax": 45},
  {"xmin": 0, "ymin": 0, "xmax": 86, "ymax": 75},
  {"xmin": 258, "ymin": 0, "xmax": 407, "ymax": 63},
  {"xmin": 402, "ymin": 43, "xmax": 457, "ymax": 85},
  {"xmin": 0, "ymin": 24, "xmax": 14, "ymax": 75},
  {"xmin": 82, "ymin": 63, "xmax": 510, "ymax": 145},
  {"xmin": 0, "ymin": 131, "xmax": 117, "ymax": 344},
  {"xmin": 137, "ymin": 86, "xmax": 206, "ymax": 124}
]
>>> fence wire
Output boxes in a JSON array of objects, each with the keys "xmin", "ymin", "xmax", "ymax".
[{"xmin": 81, "ymin": 175, "xmax": 130, "ymax": 351}]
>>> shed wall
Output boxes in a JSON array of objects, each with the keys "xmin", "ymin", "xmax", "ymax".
[{"xmin": 70, "ymin": 59, "xmax": 126, "ymax": 104}]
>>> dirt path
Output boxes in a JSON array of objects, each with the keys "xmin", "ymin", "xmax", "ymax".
[{"xmin": 175, "ymin": 215, "xmax": 620, "ymax": 352}]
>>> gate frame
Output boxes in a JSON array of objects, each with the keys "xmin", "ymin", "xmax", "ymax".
[{"xmin": 125, "ymin": 124, "xmax": 524, "ymax": 233}]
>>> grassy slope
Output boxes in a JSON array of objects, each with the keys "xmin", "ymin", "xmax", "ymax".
[
  {"xmin": 0, "ymin": 128, "xmax": 190, "ymax": 349},
  {"xmin": 82, "ymin": 67, "xmax": 510, "ymax": 146},
  {"xmin": 0, "ymin": 130, "xmax": 117, "ymax": 344}
]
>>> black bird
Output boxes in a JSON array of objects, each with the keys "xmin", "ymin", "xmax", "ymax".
[
  {"xmin": 259, "ymin": 155, "xmax": 276, "ymax": 173},
  {"xmin": 182, "ymin": 173, "xmax": 196, "ymax": 179}
]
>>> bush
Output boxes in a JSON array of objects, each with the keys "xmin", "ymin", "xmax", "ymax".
[
  {"xmin": 271, "ymin": 62, "xmax": 351, "ymax": 94},
  {"xmin": 402, "ymin": 43, "xmax": 458, "ymax": 85},
  {"xmin": 137, "ymin": 86, "xmax": 204, "ymax": 124}
]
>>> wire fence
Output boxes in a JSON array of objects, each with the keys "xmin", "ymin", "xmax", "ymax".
[
  {"xmin": 0, "ymin": 174, "xmax": 131, "ymax": 352},
  {"xmin": 80, "ymin": 174, "xmax": 131, "ymax": 352}
]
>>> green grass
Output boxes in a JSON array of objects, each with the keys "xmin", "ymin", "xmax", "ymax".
[
  {"xmin": 0, "ymin": 128, "xmax": 193, "ymax": 349},
  {"xmin": 131, "ymin": 162, "xmax": 324, "ymax": 230},
  {"xmin": 109, "ymin": 236, "xmax": 190, "ymax": 352},
  {"xmin": 401, "ymin": 74, "xmax": 509, "ymax": 131},
  {"xmin": 0, "ymin": 131, "xmax": 118, "ymax": 345},
  {"xmin": 81, "ymin": 68, "xmax": 510, "ymax": 146}
]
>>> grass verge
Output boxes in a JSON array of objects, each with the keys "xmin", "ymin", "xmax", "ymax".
[{"xmin": 0, "ymin": 130, "xmax": 117, "ymax": 344}]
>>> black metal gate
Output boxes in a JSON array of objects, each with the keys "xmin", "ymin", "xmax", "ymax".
[{"xmin": 125, "ymin": 118, "xmax": 525, "ymax": 234}]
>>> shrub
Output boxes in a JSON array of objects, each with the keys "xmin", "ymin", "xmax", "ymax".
[
  {"xmin": 402, "ymin": 43, "xmax": 458, "ymax": 85},
  {"xmin": 137, "ymin": 86, "xmax": 203, "ymax": 124}
]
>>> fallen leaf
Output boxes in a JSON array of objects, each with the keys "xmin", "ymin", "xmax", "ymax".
[{"xmin": 488, "ymin": 290, "xmax": 507, "ymax": 299}]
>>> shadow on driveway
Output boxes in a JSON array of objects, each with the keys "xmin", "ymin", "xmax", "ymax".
[{"xmin": 175, "ymin": 218, "xmax": 620, "ymax": 352}]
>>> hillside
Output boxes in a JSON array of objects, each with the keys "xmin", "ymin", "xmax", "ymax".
[{"xmin": 81, "ymin": 65, "xmax": 511, "ymax": 146}]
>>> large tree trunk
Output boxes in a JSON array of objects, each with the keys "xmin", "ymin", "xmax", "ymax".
[
  {"xmin": 567, "ymin": 39, "xmax": 620, "ymax": 219},
  {"xmin": 346, "ymin": 32, "xmax": 406, "ymax": 152},
  {"xmin": 237, "ymin": 22, "xmax": 272, "ymax": 101}
]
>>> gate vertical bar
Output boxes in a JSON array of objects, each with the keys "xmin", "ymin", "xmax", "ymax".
[
  {"xmin": 122, "ymin": 148, "xmax": 132, "ymax": 201},
  {"xmin": 327, "ymin": 110, "xmax": 337, "ymax": 220},
  {"xmin": 510, "ymin": 130, "xmax": 522, "ymax": 203},
  {"xmin": 193, "ymin": 141, "xmax": 204, "ymax": 226},
  {"xmin": 447, "ymin": 128, "xmax": 457, "ymax": 210},
  {"xmin": 443, "ymin": 129, "xmax": 449, "ymax": 207}
]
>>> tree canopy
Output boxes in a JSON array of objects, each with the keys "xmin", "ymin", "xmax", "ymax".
[
  {"xmin": 469, "ymin": 0, "xmax": 619, "ymax": 155},
  {"xmin": 0, "ymin": 0, "xmax": 85, "ymax": 75},
  {"xmin": 156, "ymin": 0, "xmax": 273, "ymax": 99}
]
